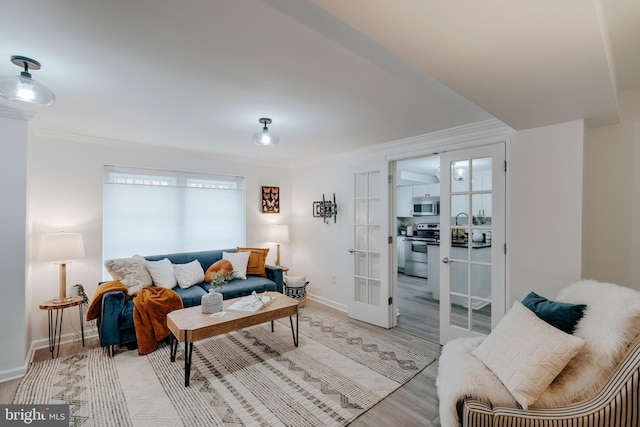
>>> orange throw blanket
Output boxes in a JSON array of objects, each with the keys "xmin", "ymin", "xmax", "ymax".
[
  {"xmin": 86, "ymin": 282, "xmax": 183, "ymax": 355},
  {"xmin": 133, "ymin": 287, "xmax": 183, "ymax": 355}
]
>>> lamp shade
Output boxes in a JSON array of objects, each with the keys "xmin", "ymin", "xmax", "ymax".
[
  {"xmin": 269, "ymin": 225, "xmax": 289, "ymax": 243},
  {"xmin": 39, "ymin": 232, "xmax": 85, "ymax": 262}
]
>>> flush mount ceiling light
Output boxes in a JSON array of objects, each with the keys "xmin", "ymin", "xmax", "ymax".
[
  {"xmin": 453, "ymin": 162, "xmax": 465, "ymax": 181},
  {"xmin": 0, "ymin": 55, "xmax": 56, "ymax": 108},
  {"xmin": 252, "ymin": 117, "xmax": 279, "ymax": 146}
]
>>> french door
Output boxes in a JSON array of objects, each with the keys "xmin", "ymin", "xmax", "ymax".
[
  {"xmin": 439, "ymin": 143, "xmax": 506, "ymax": 343},
  {"xmin": 348, "ymin": 161, "xmax": 393, "ymax": 328}
]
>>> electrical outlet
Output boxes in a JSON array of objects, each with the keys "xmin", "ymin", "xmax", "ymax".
[{"xmin": 331, "ymin": 275, "xmax": 336, "ymax": 284}]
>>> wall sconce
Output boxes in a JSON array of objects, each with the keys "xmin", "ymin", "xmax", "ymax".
[
  {"xmin": 39, "ymin": 232, "xmax": 85, "ymax": 302},
  {"xmin": 313, "ymin": 193, "xmax": 338, "ymax": 224},
  {"xmin": 269, "ymin": 224, "xmax": 289, "ymax": 267}
]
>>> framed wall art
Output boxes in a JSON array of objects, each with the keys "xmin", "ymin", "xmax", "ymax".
[{"xmin": 261, "ymin": 186, "xmax": 280, "ymax": 214}]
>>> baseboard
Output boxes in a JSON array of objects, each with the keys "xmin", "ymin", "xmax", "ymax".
[
  {"xmin": 29, "ymin": 329, "xmax": 99, "ymax": 362},
  {"xmin": 0, "ymin": 365, "xmax": 27, "ymax": 383},
  {"xmin": 305, "ymin": 292, "xmax": 347, "ymax": 313}
]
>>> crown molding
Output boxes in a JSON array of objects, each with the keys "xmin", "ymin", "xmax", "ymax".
[
  {"xmin": 31, "ymin": 127, "xmax": 287, "ymax": 169},
  {"xmin": 0, "ymin": 104, "xmax": 36, "ymax": 121}
]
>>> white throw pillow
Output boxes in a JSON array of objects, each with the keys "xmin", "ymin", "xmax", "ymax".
[
  {"xmin": 222, "ymin": 251, "xmax": 250, "ymax": 280},
  {"xmin": 472, "ymin": 301, "xmax": 585, "ymax": 409},
  {"xmin": 173, "ymin": 260, "xmax": 205, "ymax": 289},
  {"xmin": 104, "ymin": 254, "xmax": 153, "ymax": 296},
  {"xmin": 145, "ymin": 258, "xmax": 178, "ymax": 289},
  {"xmin": 284, "ymin": 275, "xmax": 307, "ymax": 288}
]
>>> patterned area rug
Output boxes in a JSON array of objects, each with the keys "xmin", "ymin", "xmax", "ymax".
[{"xmin": 14, "ymin": 305, "xmax": 437, "ymax": 426}]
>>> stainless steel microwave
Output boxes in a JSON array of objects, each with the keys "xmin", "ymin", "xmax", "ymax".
[{"xmin": 412, "ymin": 197, "xmax": 440, "ymax": 216}]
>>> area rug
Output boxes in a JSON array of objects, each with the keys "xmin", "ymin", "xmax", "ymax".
[{"xmin": 14, "ymin": 305, "xmax": 437, "ymax": 426}]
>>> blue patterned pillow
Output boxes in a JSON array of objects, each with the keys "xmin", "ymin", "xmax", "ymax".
[{"xmin": 521, "ymin": 291, "xmax": 586, "ymax": 334}]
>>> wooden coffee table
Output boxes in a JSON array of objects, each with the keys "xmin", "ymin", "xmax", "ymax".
[{"xmin": 167, "ymin": 292, "xmax": 299, "ymax": 386}]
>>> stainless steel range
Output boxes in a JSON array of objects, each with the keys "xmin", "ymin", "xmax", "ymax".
[{"xmin": 404, "ymin": 224, "xmax": 439, "ymax": 278}]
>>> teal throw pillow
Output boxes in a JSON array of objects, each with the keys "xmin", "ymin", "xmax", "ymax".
[{"xmin": 521, "ymin": 291, "xmax": 586, "ymax": 334}]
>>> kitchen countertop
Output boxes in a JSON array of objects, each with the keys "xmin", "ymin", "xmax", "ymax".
[{"xmin": 427, "ymin": 241, "xmax": 492, "ymax": 249}]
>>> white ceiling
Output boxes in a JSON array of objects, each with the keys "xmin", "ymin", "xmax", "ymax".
[{"xmin": 1, "ymin": 0, "xmax": 638, "ymax": 166}]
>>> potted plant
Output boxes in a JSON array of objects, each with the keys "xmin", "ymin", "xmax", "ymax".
[{"xmin": 72, "ymin": 283, "xmax": 89, "ymax": 307}]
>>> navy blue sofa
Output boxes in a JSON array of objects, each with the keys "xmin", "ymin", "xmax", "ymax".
[{"xmin": 96, "ymin": 248, "xmax": 283, "ymax": 353}]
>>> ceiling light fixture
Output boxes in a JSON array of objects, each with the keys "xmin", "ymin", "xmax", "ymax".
[
  {"xmin": 453, "ymin": 162, "xmax": 465, "ymax": 181},
  {"xmin": 0, "ymin": 55, "xmax": 56, "ymax": 108},
  {"xmin": 252, "ymin": 117, "xmax": 279, "ymax": 146}
]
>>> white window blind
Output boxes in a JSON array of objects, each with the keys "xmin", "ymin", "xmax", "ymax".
[{"xmin": 103, "ymin": 166, "xmax": 245, "ymax": 278}]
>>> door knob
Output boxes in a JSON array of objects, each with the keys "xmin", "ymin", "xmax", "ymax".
[
  {"xmin": 348, "ymin": 248, "xmax": 355, "ymax": 254},
  {"xmin": 441, "ymin": 257, "xmax": 451, "ymax": 263}
]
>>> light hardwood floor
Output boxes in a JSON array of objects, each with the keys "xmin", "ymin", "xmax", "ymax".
[{"xmin": 0, "ymin": 300, "xmax": 443, "ymax": 426}]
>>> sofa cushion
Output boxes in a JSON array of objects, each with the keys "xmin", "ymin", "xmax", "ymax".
[
  {"xmin": 172, "ymin": 283, "xmax": 206, "ymax": 308},
  {"xmin": 236, "ymin": 247, "xmax": 269, "ymax": 277},
  {"xmin": 173, "ymin": 259, "xmax": 205, "ymax": 289},
  {"xmin": 223, "ymin": 251, "xmax": 250, "ymax": 280},
  {"xmin": 521, "ymin": 291, "xmax": 586, "ymax": 334},
  {"xmin": 472, "ymin": 301, "xmax": 585, "ymax": 409},
  {"xmin": 201, "ymin": 275, "xmax": 276, "ymax": 300},
  {"xmin": 145, "ymin": 258, "xmax": 177, "ymax": 289},
  {"xmin": 204, "ymin": 259, "xmax": 234, "ymax": 283},
  {"xmin": 104, "ymin": 254, "xmax": 153, "ymax": 296}
]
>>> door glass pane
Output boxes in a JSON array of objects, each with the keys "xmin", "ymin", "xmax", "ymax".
[
  {"xmin": 368, "ymin": 198, "xmax": 380, "ymax": 224},
  {"xmin": 471, "ymin": 264, "xmax": 491, "ymax": 299},
  {"xmin": 451, "ymin": 161, "xmax": 468, "ymax": 192},
  {"xmin": 451, "ymin": 261, "xmax": 468, "ymax": 294},
  {"xmin": 354, "ymin": 277, "xmax": 367, "ymax": 303},
  {"xmin": 355, "ymin": 225, "xmax": 366, "ymax": 250},
  {"xmin": 451, "ymin": 194, "xmax": 469, "ymax": 225},
  {"xmin": 368, "ymin": 171, "xmax": 380, "ymax": 197},
  {"xmin": 355, "ymin": 199, "xmax": 367, "ymax": 224},
  {"xmin": 354, "ymin": 252, "xmax": 366, "ymax": 276},
  {"xmin": 450, "ymin": 295, "xmax": 468, "ymax": 328},
  {"xmin": 368, "ymin": 279, "xmax": 381, "ymax": 306},
  {"xmin": 472, "ymin": 243, "xmax": 491, "ymax": 262},
  {"xmin": 368, "ymin": 253, "xmax": 380, "ymax": 279},
  {"xmin": 355, "ymin": 173, "xmax": 367, "ymax": 198},
  {"xmin": 451, "ymin": 231, "xmax": 469, "ymax": 260},
  {"xmin": 368, "ymin": 225, "xmax": 381, "ymax": 251},
  {"xmin": 471, "ymin": 302, "xmax": 491, "ymax": 334},
  {"xmin": 472, "ymin": 157, "xmax": 491, "ymax": 192}
]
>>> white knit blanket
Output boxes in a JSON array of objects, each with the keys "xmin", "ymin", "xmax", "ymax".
[{"xmin": 436, "ymin": 280, "xmax": 640, "ymax": 427}]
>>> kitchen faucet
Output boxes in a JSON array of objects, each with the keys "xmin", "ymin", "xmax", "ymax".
[{"xmin": 455, "ymin": 212, "xmax": 469, "ymax": 225}]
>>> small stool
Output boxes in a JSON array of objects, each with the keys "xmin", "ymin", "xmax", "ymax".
[{"xmin": 283, "ymin": 274, "xmax": 308, "ymax": 307}]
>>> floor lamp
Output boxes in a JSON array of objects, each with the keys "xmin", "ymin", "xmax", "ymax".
[
  {"xmin": 39, "ymin": 232, "xmax": 85, "ymax": 302},
  {"xmin": 270, "ymin": 225, "xmax": 289, "ymax": 267}
]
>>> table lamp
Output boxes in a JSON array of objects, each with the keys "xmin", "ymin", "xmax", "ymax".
[
  {"xmin": 39, "ymin": 232, "xmax": 85, "ymax": 302},
  {"xmin": 269, "ymin": 225, "xmax": 289, "ymax": 267}
]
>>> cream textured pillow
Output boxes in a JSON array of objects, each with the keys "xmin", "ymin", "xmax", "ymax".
[
  {"xmin": 173, "ymin": 260, "xmax": 205, "ymax": 289},
  {"xmin": 472, "ymin": 301, "xmax": 585, "ymax": 409},
  {"xmin": 223, "ymin": 251, "xmax": 250, "ymax": 280},
  {"xmin": 104, "ymin": 254, "xmax": 153, "ymax": 296},
  {"xmin": 284, "ymin": 275, "xmax": 307, "ymax": 288},
  {"xmin": 145, "ymin": 258, "xmax": 177, "ymax": 289}
]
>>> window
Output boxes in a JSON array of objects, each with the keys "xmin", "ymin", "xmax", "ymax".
[{"xmin": 103, "ymin": 166, "xmax": 245, "ymax": 278}]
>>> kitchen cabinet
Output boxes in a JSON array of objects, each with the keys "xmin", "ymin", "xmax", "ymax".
[
  {"xmin": 412, "ymin": 183, "xmax": 440, "ymax": 197},
  {"xmin": 397, "ymin": 236, "xmax": 405, "ymax": 271},
  {"xmin": 396, "ymin": 185, "xmax": 413, "ymax": 217}
]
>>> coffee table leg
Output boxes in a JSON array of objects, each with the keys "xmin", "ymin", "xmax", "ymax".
[
  {"xmin": 170, "ymin": 334, "xmax": 178, "ymax": 362},
  {"xmin": 184, "ymin": 330, "xmax": 193, "ymax": 387},
  {"xmin": 289, "ymin": 313, "xmax": 299, "ymax": 347}
]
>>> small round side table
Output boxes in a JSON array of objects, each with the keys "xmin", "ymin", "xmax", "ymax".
[{"xmin": 39, "ymin": 296, "xmax": 85, "ymax": 358}]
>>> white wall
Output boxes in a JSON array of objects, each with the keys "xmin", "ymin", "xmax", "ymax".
[
  {"xmin": 292, "ymin": 120, "xmax": 585, "ymax": 312},
  {"xmin": 506, "ymin": 120, "xmax": 584, "ymax": 302},
  {"xmin": 25, "ymin": 133, "xmax": 293, "ymax": 352},
  {"xmin": 584, "ymin": 89, "xmax": 640, "ymax": 291},
  {"xmin": 0, "ymin": 115, "xmax": 29, "ymax": 382}
]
